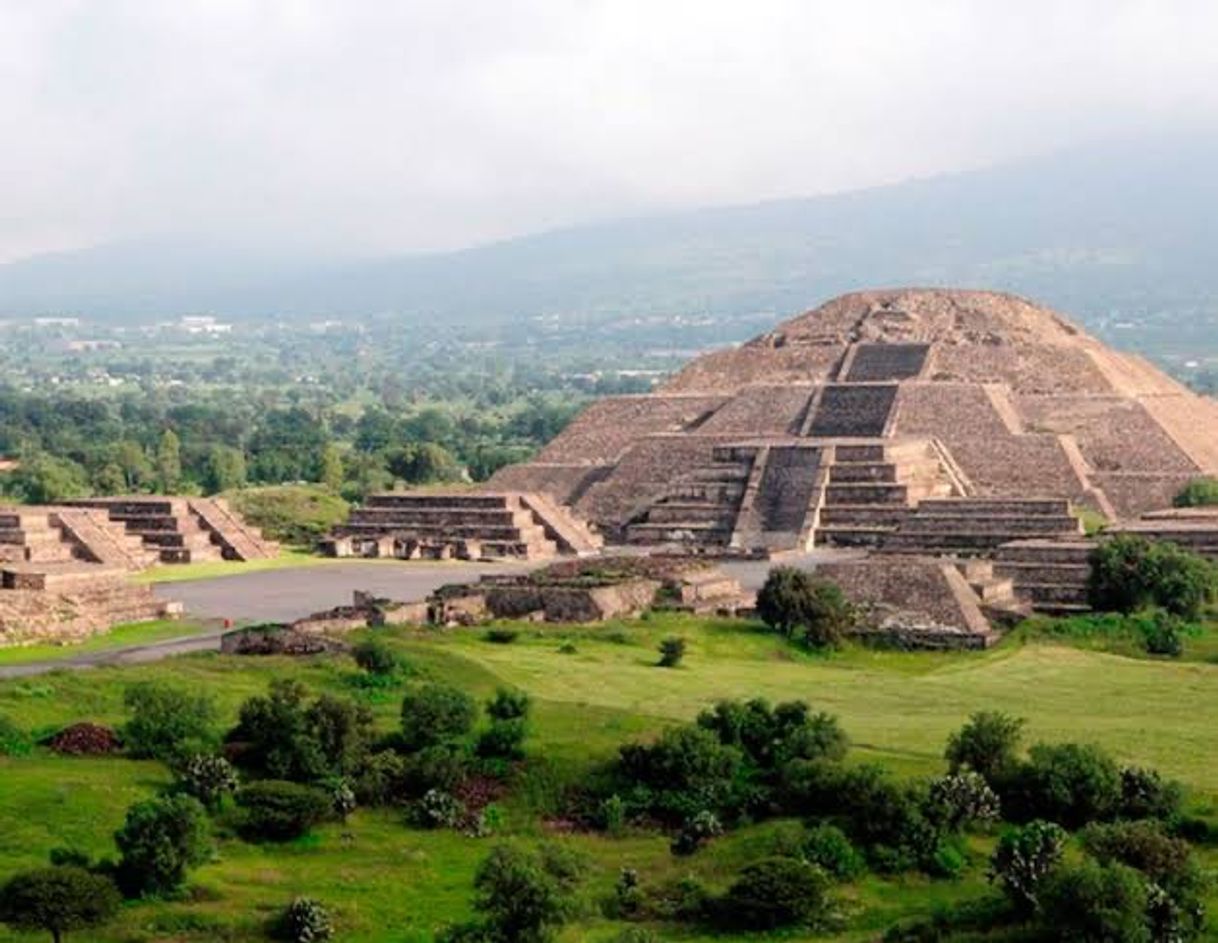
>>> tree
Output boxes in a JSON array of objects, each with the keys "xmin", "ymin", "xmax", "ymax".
[
  {"xmin": 202, "ymin": 444, "xmax": 246, "ymax": 494},
  {"xmin": 351, "ymin": 638, "xmax": 400, "ymax": 676},
  {"xmin": 716, "ymin": 857, "xmax": 830, "ymax": 930},
  {"xmin": 401, "ymin": 684, "xmax": 476, "ymax": 751},
  {"xmin": 988, "ymin": 820, "xmax": 1067, "ymax": 914},
  {"xmin": 486, "ymin": 688, "xmax": 530, "ymax": 721},
  {"xmin": 320, "ymin": 443, "xmax": 344, "ymax": 492},
  {"xmin": 176, "ymin": 753, "xmax": 240, "ymax": 811},
  {"xmin": 122, "ymin": 681, "xmax": 218, "ymax": 762},
  {"xmin": 1005, "ymin": 742, "xmax": 1122, "ymax": 828},
  {"xmin": 156, "ymin": 428, "xmax": 182, "ymax": 492},
  {"xmin": 236, "ymin": 780, "xmax": 332, "ymax": 841},
  {"xmin": 1088, "ymin": 535, "xmax": 1216, "ymax": 619},
  {"xmin": 469, "ymin": 844, "xmax": 575, "ymax": 943},
  {"xmin": 1039, "ymin": 860, "xmax": 1151, "ymax": 943},
  {"xmin": 114, "ymin": 794, "xmax": 212, "ymax": 897},
  {"xmin": 945, "ymin": 711, "xmax": 1025, "ymax": 784},
  {"xmin": 114, "ymin": 439, "xmax": 154, "ymax": 491},
  {"xmin": 657, "ymin": 636, "xmax": 686, "ymax": 667},
  {"xmin": 0, "ymin": 866, "xmax": 120, "ymax": 943},
  {"xmin": 2, "ymin": 454, "xmax": 90, "ymax": 504},
  {"xmin": 755, "ymin": 567, "xmax": 852, "ymax": 648}
]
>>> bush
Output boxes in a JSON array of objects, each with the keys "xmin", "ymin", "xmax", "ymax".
[
  {"xmin": 944, "ymin": 710, "xmax": 1024, "ymax": 784},
  {"xmin": 114, "ymin": 794, "xmax": 212, "ymax": 897},
  {"xmin": 122, "ymin": 681, "xmax": 217, "ymax": 762},
  {"xmin": 1119, "ymin": 765, "xmax": 1184, "ymax": 821},
  {"xmin": 351, "ymin": 638, "xmax": 400, "ymax": 676},
  {"xmin": 226, "ymin": 485, "xmax": 349, "ymax": 546},
  {"xmin": 1088, "ymin": 535, "xmax": 1217, "ymax": 620},
  {"xmin": 414, "ymin": 788, "xmax": 465, "ymax": 829},
  {"xmin": 988, "ymin": 820, "xmax": 1067, "ymax": 914},
  {"xmin": 272, "ymin": 896, "xmax": 334, "ymax": 942},
  {"xmin": 0, "ymin": 866, "xmax": 121, "ymax": 942},
  {"xmin": 618, "ymin": 725, "xmax": 743, "ymax": 823},
  {"xmin": 1039, "ymin": 860, "xmax": 1150, "ymax": 943},
  {"xmin": 716, "ymin": 857, "xmax": 831, "ymax": 930},
  {"xmin": 326, "ymin": 777, "xmax": 357, "ymax": 822},
  {"xmin": 236, "ymin": 780, "xmax": 331, "ymax": 842},
  {"xmin": 756, "ymin": 567, "xmax": 852, "ymax": 648},
  {"xmin": 0, "ymin": 714, "xmax": 32, "ymax": 757},
  {"xmin": 670, "ymin": 809, "xmax": 723, "ymax": 856},
  {"xmin": 486, "ymin": 688, "xmax": 530, "ymax": 721},
  {"xmin": 657, "ymin": 635, "xmax": 686, "ymax": 667},
  {"xmin": 1141, "ymin": 610, "xmax": 1185, "ymax": 656},
  {"xmin": 697, "ymin": 698, "xmax": 848, "ymax": 770},
  {"xmin": 484, "ymin": 628, "xmax": 520, "ymax": 644},
  {"xmin": 829, "ymin": 765, "xmax": 942, "ymax": 872},
  {"xmin": 926, "ymin": 771, "xmax": 1001, "ymax": 831},
  {"xmin": 229, "ymin": 680, "xmax": 373, "ymax": 781},
  {"xmin": 801, "ymin": 823, "xmax": 866, "ymax": 880},
  {"xmin": 1080, "ymin": 820, "xmax": 1194, "ymax": 886},
  {"xmin": 466, "ymin": 843, "xmax": 576, "ymax": 943},
  {"xmin": 476, "ymin": 719, "xmax": 527, "ymax": 760},
  {"xmin": 1004, "ymin": 742, "xmax": 1122, "ymax": 828},
  {"xmin": 176, "ymin": 753, "xmax": 239, "ymax": 811},
  {"xmin": 1173, "ymin": 477, "xmax": 1218, "ymax": 507},
  {"xmin": 47, "ymin": 722, "xmax": 120, "ymax": 756},
  {"xmin": 401, "ymin": 684, "xmax": 477, "ymax": 751}
]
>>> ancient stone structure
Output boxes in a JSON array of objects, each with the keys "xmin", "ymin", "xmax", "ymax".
[
  {"xmin": 0, "ymin": 506, "xmax": 180, "ymax": 646},
  {"xmin": 66, "ymin": 496, "xmax": 279, "ymax": 563},
  {"xmin": 324, "ymin": 491, "xmax": 601, "ymax": 561},
  {"xmin": 490, "ymin": 289, "xmax": 1218, "ymax": 554}
]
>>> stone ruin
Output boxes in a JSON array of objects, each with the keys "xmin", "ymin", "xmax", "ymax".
[
  {"xmin": 321, "ymin": 491, "xmax": 600, "ymax": 561},
  {"xmin": 0, "ymin": 496, "xmax": 276, "ymax": 646}
]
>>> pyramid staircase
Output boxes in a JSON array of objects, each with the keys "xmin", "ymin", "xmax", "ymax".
[
  {"xmin": 624, "ymin": 446, "xmax": 759, "ymax": 547},
  {"xmin": 992, "ymin": 538, "xmax": 1096, "ymax": 613},
  {"xmin": 68, "ymin": 498, "xmax": 225, "ymax": 563},
  {"xmin": 331, "ymin": 492, "xmax": 595, "ymax": 560},
  {"xmin": 882, "ymin": 498, "xmax": 1084, "ymax": 556},
  {"xmin": 187, "ymin": 497, "xmax": 280, "ymax": 560},
  {"xmin": 814, "ymin": 441, "xmax": 956, "ymax": 548}
]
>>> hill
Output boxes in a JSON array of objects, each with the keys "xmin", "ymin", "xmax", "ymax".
[{"xmin": 2, "ymin": 130, "xmax": 1217, "ymax": 343}]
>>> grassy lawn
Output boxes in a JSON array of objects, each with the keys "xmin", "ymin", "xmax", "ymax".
[
  {"xmin": 0, "ymin": 618, "xmax": 211, "ymax": 668},
  {"xmin": 2, "ymin": 613, "xmax": 1218, "ymax": 941},
  {"xmin": 130, "ymin": 549, "xmax": 333, "ymax": 584}
]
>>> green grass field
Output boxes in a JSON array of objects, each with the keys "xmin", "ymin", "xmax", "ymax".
[
  {"xmin": 2, "ymin": 614, "xmax": 1218, "ymax": 941},
  {"xmin": 0, "ymin": 619, "xmax": 208, "ymax": 668}
]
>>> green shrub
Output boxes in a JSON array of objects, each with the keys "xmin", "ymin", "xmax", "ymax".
[
  {"xmin": 0, "ymin": 866, "xmax": 121, "ymax": 942},
  {"xmin": 926, "ymin": 771, "xmax": 1001, "ymax": 831},
  {"xmin": 716, "ymin": 857, "xmax": 831, "ymax": 930},
  {"xmin": 401, "ymin": 684, "xmax": 477, "ymax": 751},
  {"xmin": 801, "ymin": 823, "xmax": 866, "ymax": 880},
  {"xmin": 697, "ymin": 698, "xmax": 848, "ymax": 769},
  {"xmin": 657, "ymin": 636, "xmax": 686, "ymax": 667},
  {"xmin": 988, "ymin": 820, "xmax": 1067, "ymax": 914},
  {"xmin": 1173, "ymin": 477, "xmax": 1218, "ymax": 507},
  {"xmin": 944, "ymin": 710, "xmax": 1024, "ymax": 784},
  {"xmin": 226, "ymin": 485, "xmax": 349, "ymax": 546},
  {"xmin": 1119, "ymin": 766, "xmax": 1184, "ymax": 820},
  {"xmin": 1088, "ymin": 535, "xmax": 1216, "ymax": 620},
  {"xmin": 0, "ymin": 714, "xmax": 32, "ymax": 757},
  {"xmin": 272, "ymin": 896, "xmax": 334, "ymax": 942},
  {"xmin": 351, "ymin": 638, "xmax": 400, "ymax": 676},
  {"xmin": 414, "ymin": 788, "xmax": 465, "ymax": 829},
  {"xmin": 598, "ymin": 795, "xmax": 627, "ymax": 836},
  {"xmin": 464, "ymin": 843, "xmax": 577, "ymax": 943},
  {"xmin": 122, "ymin": 681, "xmax": 218, "ymax": 762},
  {"xmin": 1141, "ymin": 610, "xmax": 1184, "ymax": 656},
  {"xmin": 176, "ymin": 753, "xmax": 239, "ymax": 811},
  {"xmin": 486, "ymin": 688, "xmax": 531, "ymax": 721},
  {"xmin": 236, "ymin": 781, "xmax": 331, "ymax": 842},
  {"xmin": 1004, "ymin": 742, "xmax": 1122, "ymax": 828},
  {"xmin": 114, "ymin": 794, "xmax": 212, "ymax": 897},
  {"xmin": 476, "ymin": 719, "xmax": 527, "ymax": 760},
  {"xmin": 618, "ymin": 725, "xmax": 743, "ymax": 823},
  {"xmin": 756, "ymin": 567, "xmax": 852, "ymax": 648},
  {"xmin": 670, "ymin": 809, "xmax": 723, "ymax": 856},
  {"xmin": 484, "ymin": 628, "xmax": 519, "ymax": 644},
  {"xmin": 1038, "ymin": 860, "xmax": 1150, "ymax": 943}
]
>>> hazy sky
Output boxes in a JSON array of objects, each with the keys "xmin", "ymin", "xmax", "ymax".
[{"xmin": 2, "ymin": 0, "xmax": 1217, "ymax": 263}]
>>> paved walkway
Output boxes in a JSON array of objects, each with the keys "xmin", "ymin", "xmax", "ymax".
[{"xmin": 1, "ymin": 550, "xmax": 861, "ymax": 678}]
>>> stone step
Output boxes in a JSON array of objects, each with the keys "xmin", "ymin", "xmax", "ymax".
[
  {"xmin": 818, "ymin": 505, "xmax": 910, "ymax": 526},
  {"xmin": 816, "ymin": 526, "xmax": 892, "ymax": 548},
  {"xmin": 899, "ymin": 514, "xmax": 1080, "ymax": 535},
  {"xmin": 1015, "ymin": 582, "xmax": 1091, "ymax": 605},
  {"xmin": 882, "ymin": 532, "xmax": 1036, "ymax": 555},
  {"xmin": 828, "ymin": 461, "xmax": 942, "ymax": 484},
  {"xmin": 995, "ymin": 540, "xmax": 1097, "ymax": 564},
  {"xmin": 960, "ymin": 559, "xmax": 994, "ymax": 581},
  {"xmin": 625, "ymin": 521, "xmax": 732, "ymax": 544},
  {"xmin": 348, "ymin": 508, "xmax": 526, "ymax": 527},
  {"xmin": 2, "ymin": 562, "xmax": 130, "ymax": 591},
  {"xmin": 338, "ymin": 522, "xmax": 546, "ymax": 541},
  {"xmin": 970, "ymin": 577, "xmax": 1015, "ymax": 602},
  {"xmin": 364, "ymin": 493, "xmax": 513, "ymax": 510},
  {"xmin": 824, "ymin": 482, "xmax": 911, "ymax": 505},
  {"xmin": 917, "ymin": 498, "xmax": 1072, "ymax": 516},
  {"xmin": 646, "ymin": 503, "xmax": 737, "ymax": 524},
  {"xmin": 993, "ymin": 561, "xmax": 1090, "ymax": 584}
]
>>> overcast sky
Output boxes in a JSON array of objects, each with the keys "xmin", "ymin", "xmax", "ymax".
[{"xmin": 2, "ymin": 0, "xmax": 1216, "ymax": 264}]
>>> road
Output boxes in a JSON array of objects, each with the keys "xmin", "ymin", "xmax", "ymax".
[{"xmin": 0, "ymin": 550, "xmax": 859, "ymax": 678}]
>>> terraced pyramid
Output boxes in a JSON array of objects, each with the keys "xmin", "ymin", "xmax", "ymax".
[{"xmin": 490, "ymin": 288, "xmax": 1218, "ymax": 553}]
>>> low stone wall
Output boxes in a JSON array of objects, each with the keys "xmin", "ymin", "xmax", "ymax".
[{"xmin": 220, "ymin": 624, "xmax": 347, "ymax": 656}]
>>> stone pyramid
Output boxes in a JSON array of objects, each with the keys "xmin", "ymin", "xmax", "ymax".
[{"xmin": 490, "ymin": 288, "xmax": 1218, "ymax": 552}]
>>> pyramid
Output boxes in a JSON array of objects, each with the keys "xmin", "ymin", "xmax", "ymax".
[{"xmin": 490, "ymin": 289, "xmax": 1218, "ymax": 554}]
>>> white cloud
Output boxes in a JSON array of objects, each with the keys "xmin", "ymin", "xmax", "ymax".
[{"xmin": 1, "ymin": 0, "xmax": 1216, "ymax": 261}]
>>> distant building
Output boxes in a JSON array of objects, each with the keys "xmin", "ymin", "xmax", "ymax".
[
  {"xmin": 33, "ymin": 316, "xmax": 81, "ymax": 327},
  {"xmin": 178, "ymin": 315, "xmax": 233, "ymax": 334}
]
